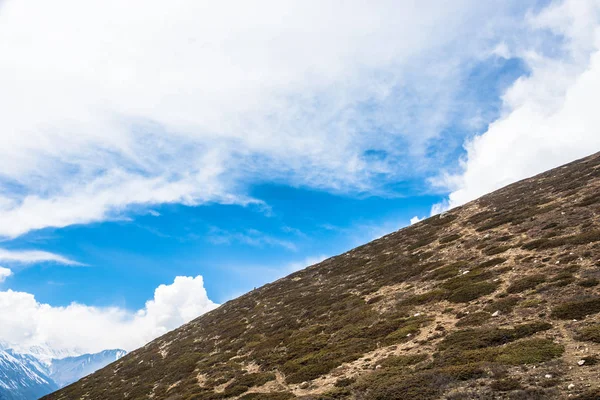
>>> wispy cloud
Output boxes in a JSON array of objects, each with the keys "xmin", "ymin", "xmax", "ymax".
[
  {"xmin": 0, "ymin": 0, "xmax": 535, "ymax": 238},
  {"xmin": 207, "ymin": 227, "xmax": 297, "ymax": 251},
  {"xmin": 0, "ymin": 249, "xmax": 82, "ymax": 266}
]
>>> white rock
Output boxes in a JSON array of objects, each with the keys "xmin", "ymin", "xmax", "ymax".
[
  {"xmin": 414, "ymin": 313, "xmax": 421, "ymax": 317},
  {"xmin": 545, "ymin": 374, "xmax": 553, "ymax": 379},
  {"xmin": 375, "ymin": 365, "xmax": 382, "ymax": 370},
  {"xmin": 462, "ymin": 270, "xmax": 470, "ymax": 275},
  {"xmin": 492, "ymin": 311, "xmax": 501, "ymax": 317},
  {"xmin": 578, "ymin": 360, "xmax": 586, "ymax": 366},
  {"xmin": 568, "ymin": 383, "xmax": 575, "ymax": 390}
]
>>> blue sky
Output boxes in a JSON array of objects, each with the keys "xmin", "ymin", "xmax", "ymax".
[
  {"xmin": 0, "ymin": 0, "xmax": 599, "ymax": 353},
  {"xmin": 3, "ymin": 54, "xmax": 527, "ymax": 310}
]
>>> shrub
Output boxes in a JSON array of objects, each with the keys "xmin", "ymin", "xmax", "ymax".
[
  {"xmin": 429, "ymin": 262, "xmax": 467, "ymax": 280},
  {"xmin": 496, "ymin": 338, "xmax": 564, "ymax": 365},
  {"xmin": 484, "ymin": 296, "xmax": 520, "ymax": 313},
  {"xmin": 522, "ymin": 231, "xmax": 600, "ymax": 250},
  {"xmin": 575, "ymin": 325, "xmax": 600, "ymax": 343},
  {"xmin": 551, "ymin": 297, "xmax": 600, "ymax": 319},
  {"xmin": 491, "ymin": 378, "xmax": 522, "ymax": 391},
  {"xmin": 439, "ymin": 234, "xmax": 461, "ymax": 244},
  {"xmin": 379, "ymin": 354, "xmax": 427, "ymax": 368},
  {"xmin": 455, "ymin": 312, "xmax": 491, "ymax": 327},
  {"xmin": 578, "ymin": 278, "xmax": 599, "ymax": 288},
  {"xmin": 447, "ymin": 281, "xmax": 498, "ymax": 303},
  {"xmin": 227, "ymin": 373, "xmax": 275, "ymax": 390},
  {"xmin": 507, "ymin": 275, "xmax": 546, "ymax": 293},
  {"xmin": 438, "ymin": 322, "xmax": 551, "ymax": 351},
  {"xmin": 334, "ymin": 377, "xmax": 356, "ymax": 387}
]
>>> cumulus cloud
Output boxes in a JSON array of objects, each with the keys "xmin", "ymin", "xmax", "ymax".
[
  {"xmin": 410, "ymin": 216, "xmax": 424, "ymax": 225},
  {"xmin": 0, "ymin": 275, "xmax": 218, "ymax": 354},
  {"xmin": 0, "ymin": 0, "xmax": 533, "ymax": 238},
  {"xmin": 433, "ymin": 0, "xmax": 600, "ymax": 211},
  {"xmin": 0, "ymin": 248, "xmax": 81, "ymax": 266},
  {"xmin": 0, "ymin": 267, "xmax": 11, "ymax": 283}
]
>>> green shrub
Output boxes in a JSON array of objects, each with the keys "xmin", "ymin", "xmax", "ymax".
[
  {"xmin": 575, "ymin": 324, "xmax": 600, "ymax": 343},
  {"xmin": 522, "ymin": 231, "xmax": 600, "ymax": 250},
  {"xmin": 227, "ymin": 373, "xmax": 275, "ymax": 390},
  {"xmin": 496, "ymin": 339, "xmax": 564, "ymax": 365},
  {"xmin": 507, "ymin": 275, "xmax": 546, "ymax": 293},
  {"xmin": 455, "ymin": 312, "xmax": 491, "ymax": 327},
  {"xmin": 447, "ymin": 281, "xmax": 498, "ymax": 303},
  {"xmin": 429, "ymin": 262, "xmax": 467, "ymax": 280},
  {"xmin": 334, "ymin": 377, "xmax": 356, "ymax": 387},
  {"xmin": 484, "ymin": 296, "xmax": 520, "ymax": 313},
  {"xmin": 438, "ymin": 322, "xmax": 551, "ymax": 351},
  {"xmin": 551, "ymin": 297, "xmax": 600, "ymax": 319},
  {"xmin": 379, "ymin": 354, "xmax": 427, "ymax": 368}
]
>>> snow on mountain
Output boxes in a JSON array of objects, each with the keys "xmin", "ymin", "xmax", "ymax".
[
  {"xmin": 0, "ymin": 349, "xmax": 57, "ymax": 400},
  {"xmin": 48, "ymin": 349, "xmax": 127, "ymax": 388},
  {"xmin": 0, "ymin": 348, "xmax": 126, "ymax": 400}
]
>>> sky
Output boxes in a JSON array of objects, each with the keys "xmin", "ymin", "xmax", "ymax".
[{"xmin": 0, "ymin": 0, "xmax": 600, "ymax": 354}]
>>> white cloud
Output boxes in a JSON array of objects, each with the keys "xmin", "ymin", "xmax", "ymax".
[
  {"xmin": 284, "ymin": 255, "xmax": 328, "ymax": 273},
  {"xmin": 0, "ymin": 0, "xmax": 532, "ymax": 238},
  {"xmin": 433, "ymin": 0, "xmax": 600, "ymax": 212},
  {"xmin": 410, "ymin": 216, "xmax": 423, "ymax": 225},
  {"xmin": 207, "ymin": 227, "xmax": 297, "ymax": 251},
  {"xmin": 0, "ymin": 275, "xmax": 218, "ymax": 354},
  {"xmin": 0, "ymin": 267, "xmax": 11, "ymax": 283},
  {"xmin": 0, "ymin": 249, "xmax": 81, "ymax": 266}
]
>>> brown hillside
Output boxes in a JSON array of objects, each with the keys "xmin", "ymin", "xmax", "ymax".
[{"xmin": 44, "ymin": 152, "xmax": 600, "ymax": 400}]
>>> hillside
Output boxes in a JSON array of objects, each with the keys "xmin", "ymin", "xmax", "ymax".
[{"xmin": 44, "ymin": 152, "xmax": 600, "ymax": 400}]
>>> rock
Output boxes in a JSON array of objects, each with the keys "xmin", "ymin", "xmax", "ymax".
[
  {"xmin": 492, "ymin": 311, "xmax": 501, "ymax": 317},
  {"xmin": 545, "ymin": 374, "xmax": 553, "ymax": 379},
  {"xmin": 299, "ymin": 382, "xmax": 310, "ymax": 389},
  {"xmin": 414, "ymin": 312, "xmax": 421, "ymax": 317},
  {"xmin": 375, "ymin": 365, "xmax": 382, "ymax": 370},
  {"xmin": 577, "ymin": 360, "xmax": 586, "ymax": 366},
  {"xmin": 568, "ymin": 383, "xmax": 575, "ymax": 390}
]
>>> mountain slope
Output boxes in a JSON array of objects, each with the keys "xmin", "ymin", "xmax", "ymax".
[{"xmin": 45, "ymin": 152, "xmax": 600, "ymax": 400}]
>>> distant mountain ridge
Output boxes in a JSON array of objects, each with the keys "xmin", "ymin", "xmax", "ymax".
[
  {"xmin": 48, "ymin": 349, "xmax": 127, "ymax": 388},
  {"xmin": 0, "ymin": 348, "xmax": 126, "ymax": 400}
]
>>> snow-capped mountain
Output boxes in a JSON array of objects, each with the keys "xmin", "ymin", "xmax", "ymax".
[
  {"xmin": 0, "ymin": 349, "xmax": 57, "ymax": 400},
  {"xmin": 48, "ymin": 349, "xmax": 127, "ymax": 388},
  {"xmin": 0, "ymin": 347, "xmax": 126, "ymax": 400}
]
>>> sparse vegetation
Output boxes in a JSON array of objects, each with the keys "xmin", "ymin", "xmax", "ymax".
[
  {"xmin": 551, "ymin": 297, "xmax": 600, "ymax": 319},
  {"xmin": 575, "ymin": 325, "xmax": 600, "ymax": 343},
  {"xmin": 43, "ymin": 152, "xmax": 600, "ymax": 400},
  {"xmin": 507, "ymin": 274, "xmax": 546, "ymax": 293}
]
